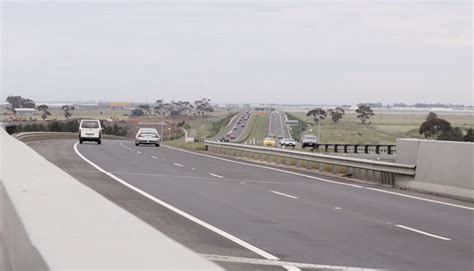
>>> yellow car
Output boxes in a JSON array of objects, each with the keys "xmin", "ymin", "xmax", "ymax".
[{"xmin": 263, "ymin": 137, "xmax": 276, "ymax": 147}]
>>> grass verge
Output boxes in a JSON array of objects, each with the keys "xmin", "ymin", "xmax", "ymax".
[{"xmin": 164, "ymin": 139, "xmax": 207, "ymax": 151}]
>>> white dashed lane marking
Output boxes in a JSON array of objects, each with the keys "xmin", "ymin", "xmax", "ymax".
[
  {"xmin": 173, "ymin": 163, "xmax": 184, "ymax": 167},
  {"xmin": 271, "ymin": 191, "xmax": 298, "ymax": 199},
  {"xmin": 209, "ymin": 173, "xmax": 224, "ymax": 179},
  {"xmin": 395, "ymin": 224, "xmax": 451, "ymax": 241}
]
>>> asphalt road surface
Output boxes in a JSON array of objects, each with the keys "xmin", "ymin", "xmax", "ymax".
[
  {"xmin": 30, "ymin": 139, "xmax": 473, "ymax": 271},
  {"xmin": 223, "ymin": 112, "xmax": 252, "ymax": 143},
  {"xmin": 269, "ymin": 112, "xmax": 291, "ymax": 139}
]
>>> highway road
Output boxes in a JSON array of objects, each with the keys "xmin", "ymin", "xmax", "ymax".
[
  {"xmin": 269, "ymin": 112, "xmax": 291, "ymax": 139},
  {"xmin": 219, "ymin": 112, "xmax": 252, "ymax": 143},
  {"xmin": 30, "ymin": 139, "xmax": 473, "ymax": 271}
]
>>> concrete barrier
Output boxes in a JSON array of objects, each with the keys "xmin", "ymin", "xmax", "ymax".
[
  {"xmin": 14, "ymin": 132, "xmax": 128, "ymax": 143},
  {"xmin": 396, "ymin": 138, "xmax": 474, "ymax": 201},
  {"xmin": 0, "ymin": 129, "xmax": 221, "ymax": 270}
]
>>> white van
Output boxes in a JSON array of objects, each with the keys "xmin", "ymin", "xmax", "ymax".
[{"xmin": 79, "ymin": 119, "xmax": 102, "ymax": 144}]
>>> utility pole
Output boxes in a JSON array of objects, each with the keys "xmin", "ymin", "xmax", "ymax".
[
  {"xmin": 317, "ymin": 114, "xmax": 321, "ymax": 143},
  {"xmin": 159, "ymin": 98, "xmax": 164, "ymax": 141}
]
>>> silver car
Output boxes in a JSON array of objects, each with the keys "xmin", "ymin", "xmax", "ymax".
[{"xmin": 135, "ymin": 128, "xmax": 161, "ymax": 147}]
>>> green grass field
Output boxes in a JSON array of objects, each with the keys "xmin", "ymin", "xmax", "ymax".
[
  {"xmin": 242, "ymin": 114, "xmax": 269, "ymax": 145},
  {"xmin": 291, "ymin": 110, "xmax": 473, "ymax": 144}
]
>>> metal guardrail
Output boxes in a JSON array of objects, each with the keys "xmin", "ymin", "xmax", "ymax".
[
  {"xmin": 204, "ymin": 140, "xmax": 415, "ymax": 185},
  {"xmin": 310, "ymin": 144, "xmax": 396, "ymax": 155}
]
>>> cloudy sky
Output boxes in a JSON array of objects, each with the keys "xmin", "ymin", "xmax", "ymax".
[{"xmin": 1, "ymin": 0, "xmax": 472, "ymax": 105}]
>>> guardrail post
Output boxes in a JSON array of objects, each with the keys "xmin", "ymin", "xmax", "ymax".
[
  {"xmin": 306, "ymin": 161, "xmax": 312, "ymax": 170},
  {"xmin": 296, "ymin": 159, "xmax": 301, "ymax": 168},
  {"xmin": 374, "ymin": 171, "xmax": 381, "ymax": 182},
  {"xmin": 344, "ymin": 145, "xmax": 348, "ymax": 153},
  {"xmin": 285, "ymin": 157, "xmax": 290, "ymax": 166},
  {"xmin": 364, "ymin": 145, "xmax": 369, "ymax": 154},
  {"xmin": 367, "ymin": 170, "xmax": 374, "ymax": 181},
  {"xmin": 388, "ymin": 145, "xmax": 393, "ymax": 155},
  {"xmin": 324, "ymin": 145, "xmax": 329, "ymax": 152},
  {"xmin": 347, "ymin": 167, "xmax": 353, "ymax": 176},
  {"xmin": 331, "ymin": 164, "xmax": 337, "ymax": 174},
  {"xmin": 352, "ymin": 168, "xmax": 359, "ymax": 178},
  {"xmin": 354, "ymin": 145, "xmax": 358, "ymax": 153},
  {"xmin": 375, "ymin": 145, "xmax": 380, "ymax": 154},
  {"xmin": 319, "ymin": 162, "xmax": 324, "ymax": 171},
  {"xmin": 360, "ymin": 168, "xmax": 366, "ymax": 179}
]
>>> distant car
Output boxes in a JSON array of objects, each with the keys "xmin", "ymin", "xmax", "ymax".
[
  {"xmin": 233, "ymin": 127, "xmax": 238, "ymax": 130},
  {"xmin": 230, "ymin": 134, "xmax": 236, "ymax": 139},
  {"xmin": 135, "ymin": 128, "xmax": 160, "ymax": 147},
  {"xmin": 301, "ymin": 135, "xmax": 319, "ymax": 148},
  {"xmin": 279, "ymin": 138, "xmax": 296, "ymax": 147},
  {"xmin": 241, "ymin": 124, "xmax": 245, "ymax": 127},
  {"xmin": 278, "ymin": 135, "xmax": 283, "ymax": 139},
  {"xmin": 79, "ymin": 119, "xmax": 102, "ymax": 144},
  {"xmin": 263, "ymin": 137, "xmax": 276, "ymax": 147},
  {"xmin": 268, "ymin": 133, "xmax": 276, "ymax": 138},
  {"xmin": 219, "ymin": 137, "xmax": 229, "ymax": 142}
]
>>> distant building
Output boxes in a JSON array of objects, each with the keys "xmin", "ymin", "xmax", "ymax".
[
  {"xmin": 107, "ymin": 103, "xmax": 132, "ymax": 110},
  {"xmin": 255, "ymin": 107, "xmax": 275, "ymax": 112},
  {"xmin": 13, "ymin": 108, "xmax": 36, "ymax": 116}
]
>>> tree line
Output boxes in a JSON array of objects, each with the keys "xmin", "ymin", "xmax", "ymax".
[
  {"xmin": 418, "ymin": 112, "xmax": 473, "ymax": 142},
  {"xmin": 132, "ymin": 98, "xmax": 214, "ymax": 117},
  {"xmin": 306, "ymin": 105, "xmax": 374, "ymax": 125},
  {"xmin": 5, "ymin": 95, "xmax": 215, "ymax": 120},
  {"xmin": 305, "ymin": 105, "xmax": 473, "ymax": 142}
]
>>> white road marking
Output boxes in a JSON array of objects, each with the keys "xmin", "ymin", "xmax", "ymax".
[
  {"xmin": 173, "ymin": 163, "xmax": 183, "ymax": 167},
  {"xmin": 151, "ymin": 156, "xmax": 157, "ymax": 159},
  {"xmin": 73, "ymin": 143, "xmax": 299, "ymax": 271},
  {"xmin": 163, "ymin": 145, "xmax": 474, "ymax": 211},
  {"xmin": 209, "ymin": 173, "xmax": 224, "ymax": 179},
  {"xmin": 192, "ymin": 168, "xmax": 196, "ymax": 170},
  {"xmin": 136, "ymin": 151, "xmax": 141, "ymax": 154},
  {"xmin": 271, "ymin": 191, "xmax": 298, "ymax": 199},
  {"xmin": 395, "ymin": 224, "xmax": 451, "ymax": 241},
  {"xmin": 200, "ymin": 254, "xmax": 384, "ymax": 271},
  {"xmin": 334, "ymin": 207, "xmax": 341, "ymax": 210},
  {"xmin": 366, "ymin": 188, "xmax": 474, "ymax": 211}
]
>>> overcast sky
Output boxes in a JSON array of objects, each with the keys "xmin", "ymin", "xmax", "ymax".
[{"xmin": 1, "ymin": 0, "xmax": 472, "ymax": 105}]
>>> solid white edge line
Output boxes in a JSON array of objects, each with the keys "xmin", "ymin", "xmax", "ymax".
[
  {"xmin": 209, "ymin": 173, "xmax": 224, "ymax": 179},
  {"xmin": 173, "ymin": 162, "xmax": 183, "ymax": 167},
  {"xmin": 164, "ymin": 145, "xmax": 363, "ymax": 188},
  {"xmin": 151, "ymin": 156, "xmax": 157, "ymax": 159},
  {"xmin": 200, "ymin": 254, "xmax": 386, "ymax": 271},
  {"xmin": 271, "ymin": 191, "xmax": 298, "ymax": 199},
  {"xmin": 162, "ymin": 145, "xmax": 474, "ymax": 211},
  {"xmin": 366, "ymin": 188, "xmax": 474, "ymax": 211},
  {"xmin": 73, "ymin": 143, "xmax": 299, "ymax": 271},
  {"xmin": 395, "ymin": 224, "xmax": 451, "ymax": 241}
]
